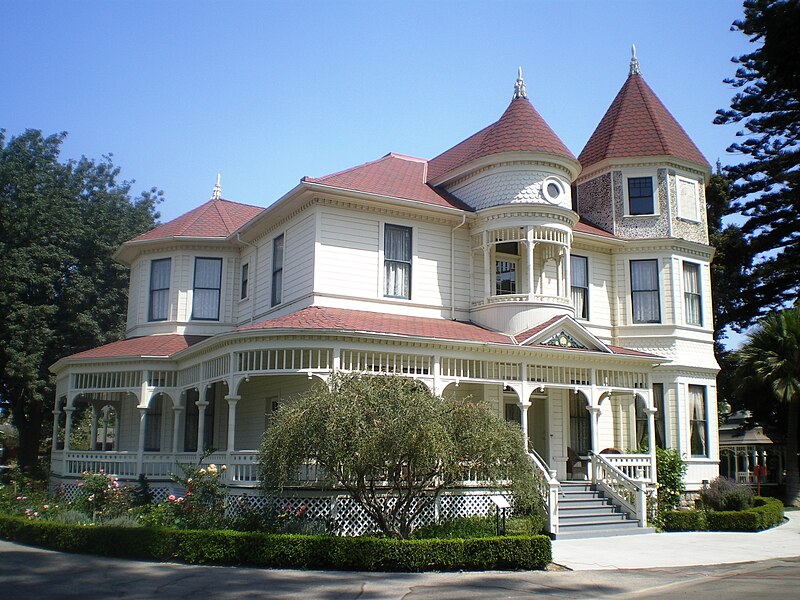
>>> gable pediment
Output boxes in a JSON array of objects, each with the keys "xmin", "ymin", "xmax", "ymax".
[{"xmin": 516, "ymin": 315, "xmax": 611, "ymax": 353}]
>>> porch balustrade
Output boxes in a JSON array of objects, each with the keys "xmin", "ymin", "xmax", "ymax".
[
  {"xmin": 602, "ymin": 454, "xmax": 653, "ymax": 483},
  {"xmin": 589, "ymin": 451, "xmax": 652, "ymax": 527}
]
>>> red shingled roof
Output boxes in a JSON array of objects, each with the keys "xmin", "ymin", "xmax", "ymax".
[
  {"xmin": 241, "ymin": 306, "xmax": 512, "ymax": 344},
  {"xmin": 574, "ymin": 217, "xmax": 616, "ymax": 238},
  {"xmin": 427, "ymin": 97, "xmax": 576, "ymax": 183},
  {"xmin": 513, "ymin": 315, "xmax": 565, "ymax": 344},
  {"xmin": 66, "ymin": 335, "xmax": 209, "ymax": 360},
  {"xmin": 303, "ymin": 153, "xmax": 470, "ymax": 210},
  {"xmin": 130, "ymin": 198, "xmax": 264, "ymax": 242},
  {"xmin": 578, "ymin": 74, "xmax": 709, "ymax": 170}
]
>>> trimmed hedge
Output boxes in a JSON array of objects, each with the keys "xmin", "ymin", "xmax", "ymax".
[
  {"xmin": 0, "ymin": 515, "xmax": 551, "ymax": 571},
  {"xmin": 663, "ymin": 497, "xmax": 784, "ymax": 532}
]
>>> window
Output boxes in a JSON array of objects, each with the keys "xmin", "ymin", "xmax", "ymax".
[
  {"xmin": 653, "ymin": 383, "xmax": 666, "ymax": 449},
  {"xmin": 240, "ymin": 263, "xmax": 249, "ymax": 300},
  {"xmin": 683, "ymin": 262, "xmax": 702, "ymax": 326},
  {"xmin": 495, "ymin": 242, "xmax": 519, "ymax": 295},
  {"xmin": 569, "ymin": 392, "xmax": 591, "ymax": 456},
  {"xmin": 630, "ymin": 259, "xmax": 660, "ymax": 323},
  {"xmin": 627, "ymin": 176, "xmax": 655, "ymax": 215},
  {"xmin": 271, "ymin": 234, "xmax": 284, "ymax": 307},
  {"xmin": 677, "ymin": 177, "xmax": 699, "ymax": 221},
  {"xmin": 148, "ymin": 258, "xmax": 171, "ymax": 321},
  {"xmin": 689, "ymin": 385, "xmax": 708, "ymax": 457},
  {"xmin": 192, "ymin": 258, "xmax": 222, "ymax": 320},
  {"xmin": 144, "ymin": 395, "xmax": 162, "ymax": 451},
  {"xmin": 571, "ymin": 255, "xmax": 589, "ymax": 319},
  {"xmin": 384, "ymin": 224, "xmax": 411, "ymax": 299}
]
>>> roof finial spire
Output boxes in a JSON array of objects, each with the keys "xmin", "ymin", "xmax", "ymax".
[
  {"xmin": 513, "ymin": 66, "xmax": 527, "ymax": 99},
  {"xmin": 629, "ymin": 43, "xmax": 641, "ymax": 75},
  {"xmin": 211, "ymin": 173, "xmax": 221, "ymax": 200}
]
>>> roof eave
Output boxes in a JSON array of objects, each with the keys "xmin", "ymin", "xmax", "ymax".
[{"xmin": 577, "ymin": 155, "xmax": 712, "ymax": 184}]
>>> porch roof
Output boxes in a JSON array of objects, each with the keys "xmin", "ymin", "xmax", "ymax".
[{"xmin": 64, "ymin": 334, "xmax": 210, "ymax": 360}]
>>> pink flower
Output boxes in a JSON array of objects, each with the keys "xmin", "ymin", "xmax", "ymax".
[
  {"xmin": 43, "ymin": 505, "xmax": 49, "ymax": 510},
  {"xmin": 99, "ymin": 468, "xmax": 104, "ymax": 474},
  {"xmin": 168, "ymin": 494, "xmax": 176, "ymax": 502},
  {"xmin": 24, "ymin": 509, "xmax": 31, "ymax": 516}
]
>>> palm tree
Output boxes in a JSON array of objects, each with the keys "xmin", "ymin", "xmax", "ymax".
[{"xmin": 735, "ymin": 308, "xmax": 800, "ymax": 506}]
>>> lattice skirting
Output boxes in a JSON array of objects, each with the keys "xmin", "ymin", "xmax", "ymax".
[{"xmin": 50, "ymin": 479, "xmax": 508, "ymax": 536}]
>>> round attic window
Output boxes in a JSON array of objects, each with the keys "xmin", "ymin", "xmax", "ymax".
[{"xmin": 543, "ymin": 178, "xmax": 563, "ymax": 203}]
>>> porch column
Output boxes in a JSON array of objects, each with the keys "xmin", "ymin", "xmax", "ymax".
[
  {"xmin": 563, "ymin": 246, "xmax": 571, "ymax": 301},
  {"xmin": 526, "ymin": 228, "xmax": 535, "ymax": 299},
  {"xmin": 646, "ymin": 407, "xmax": 658, "ymax": 483},
  {"xmin": 63, "ymin": 407, "xmax": 75, "ymax": 452},
  {"xmin": 588, "ymin": 405, "xmax": 601, "ymax": 454},
  {"xmin": 483, "ymin": 232, "xmax": 492, "ymax": 298},
  {"xmin": 196, "ymin": 399, "xmax": 209, "ymax": 456},
  {"xmin": 518, "ymin": 401, "xmax": 531, "ymax": 452},
  {"xmin": 225, "ymin": 395, "xmax": 240, "ymax": 452},
  {"xmin": 136, "ymin": 407, "xmax": 147, "ymax": 476},
  {"xmin": 89, "ymin": 405, "xmax": 98, "ymax": 451},
  {"xmin": 101, "ymin": 406, "xmax": 110, "ymax": 451},
  {"xmin": 172, "ymin": 406, "xmax": 184, "ymax": 454},
  {"xmin": 51, "ymin": 403, "xmax": 62, "ymax": 451}
]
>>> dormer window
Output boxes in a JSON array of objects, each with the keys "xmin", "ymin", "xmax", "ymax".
[
  {"xmin": 148, "ymin": 258, "xmax": 171, "ymax": 322},
  {"xmin": 192, "ymin": 257, "xmax": 222, "ymax": 320},
  {"xmin": 495, "ymin": 242, "xmax": 519, "ymax": 295},
  {"xmin": 627, "ymin": 176, "xmax": 655, "ymax": 215}
]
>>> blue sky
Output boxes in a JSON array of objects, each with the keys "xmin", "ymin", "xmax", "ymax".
[{"xmin": 3, "ymin": 0, "xmax": 752, "ymax": 223}]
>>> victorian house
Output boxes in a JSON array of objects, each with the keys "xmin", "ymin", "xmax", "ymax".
[{"xmin": 50, "ymin": 54, "xmax": 719, "ymax": 537}]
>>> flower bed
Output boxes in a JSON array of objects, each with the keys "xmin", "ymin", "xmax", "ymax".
[{"xmin": 0, "ymin": 514, "xmax": 551, "ymax": 571}]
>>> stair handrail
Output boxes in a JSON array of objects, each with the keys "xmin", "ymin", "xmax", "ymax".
[
  {"xmin": 527, "ymin": 450, "xmax": 559, "ymax": 535},
  {"xmin": 589, "ymin": 451, "xmax": 648, "ymax": 527}
]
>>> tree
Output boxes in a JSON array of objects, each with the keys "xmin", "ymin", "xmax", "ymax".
[
  {"xmin": 259, "ymin": 372, "xmax": 538, "ymax": 539},
  {"xmin": 715, "ymin": 0, "xmax": 800, "ymax": 321},
  {"xmin": 0, "ymin": 129, "xmax": 160, "ymax": 472},
  {"xmin": 734, "ymin": 307, "xmax": 800, "ymax": 506}
]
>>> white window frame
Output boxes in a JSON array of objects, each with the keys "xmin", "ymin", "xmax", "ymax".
[
  {"xmin": 677, "ymin": 176, "xmax": 700, "ymax": 222},
  {"xmin": 570, "ymin": 254, "xmax": 589, "ymax": 320},
  {"xmin": 630, "ymin": 258, "xmax": 661, "ymax": 324},
  {"xmin": 271, "ymin": 234, "xmax": 284, "ymax": 307},
  {"xmin": 240, "ymin": 262, "xmax": 249, "ymax": 301},
  {"xmin": 682, "ymin": 261, "xmax": 703, "ymax": 326},
  {"xmin": 148, "ymin": 257, "xmax": 171, "ymax": 322},
  {"xmin": 191, "ymin": 257, "xmax": 223, "ymax": 321},
  {"xmin": 623, "ymin": 170, "xmax": 659, "ymax": 217},
  {"xmin": 689, "ymin": 384, "xmax": 709, "ymax": 458},
  {"xmin": 383, "ymin": 223, "xmax": 412, "ymax": 300}
]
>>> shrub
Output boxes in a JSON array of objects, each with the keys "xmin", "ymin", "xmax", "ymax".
[
  {"xmin": 0, "ymin": 514, "xmax": 551, "ymax": 571},
  {"xmin": 654, "ymin": 448, "xmax": 686, "ymax": 528},
  {"xmin": 663, "ymin": 510, "xmax": 705, "ymax": 531},
  {"xmin": 699, "ymin": 477, "xmax": 754, "ymax": 511},
  {"xmin": 72, "ymin": 470, "xmax": 133, "ymax": 521},
  {"xmin": 413, "ymin": 514, "xmax": 543, "ymax": 539}
]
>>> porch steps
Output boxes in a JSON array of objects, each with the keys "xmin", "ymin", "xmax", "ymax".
[{"xmin": 555, "ymin": 481, "xmax": 654, "ymax": 540}]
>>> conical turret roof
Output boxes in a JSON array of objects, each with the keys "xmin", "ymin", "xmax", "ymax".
[
  {"xmin": 427, "ymin": 89, "xmax": 576, "ymax": 183},
  {"xmin": 578, "ymin": 72, "xmax": 709, "ymax": 170}
]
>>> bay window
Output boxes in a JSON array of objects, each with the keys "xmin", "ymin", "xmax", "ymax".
[
  {"xmin": 683, "ymin": 262, "xmax": 702, "ymax": 326},
  {"xmin": 192, "ymin": 257, "xmax": 222, "ymax": 320},
  {"xmin": 148, "ymin": 258, "xmax": 171, "ymax": 321},
  {"xmin": 631, "ymin": 259, "xmax": 660, "ymax": 323},
  {"xmin": 384, "ymin": 224, "xmax": 411, "ymax": 299}
]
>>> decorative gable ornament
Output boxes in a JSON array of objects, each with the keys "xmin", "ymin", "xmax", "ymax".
[{"xmin": 541, "ymin": 330, "xmax": 588, "ymax": 350}]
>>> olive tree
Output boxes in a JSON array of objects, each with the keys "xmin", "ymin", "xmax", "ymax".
[{"xmin": 258, "ymin": 372, "xmax": 539, "ymax": 539}]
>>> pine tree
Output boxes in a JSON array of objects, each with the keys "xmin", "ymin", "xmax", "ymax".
[{"xmin": 715, "ymin": 0, "xmax": 800, "ymax": 318}]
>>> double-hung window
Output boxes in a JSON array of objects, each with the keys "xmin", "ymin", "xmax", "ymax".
[
  {"xmin": 192, "ymin": 258, "xmax": 222, "ymax": 320},
  {"xmin": 240, "ymin": 263, "xmax": 249, "ymax": 300},
  {"xmin": 384, "ymin": 224, "xmax": 411, "ymax": 299},
  {"xmin": 495, "ymin": 242, "xmax": 519, "ymax": 295},
  {"xmin": 689, "ymin": 385, "xmax": 708, "ymax": 457},
  {"xmin": 271, "ymin": 234, "xmax": 284, "ymax": 307},
  {"xmin": 571, "ymin": 255, "xmax": 589, "ymax": 319},
  {"xmin": 630, "ymin": 259, "xmax": 660, "ymax": 323},
  {"xmin": 148, "ymin": 258, "xmax": 171, "ymax": 321},
  {"xmin": 683, "ymin": 262, "xmax": 702, "ymax": 326},
  {"xmin": 627, "ymin": 176, "xmax": 655, "ymax": 215}
]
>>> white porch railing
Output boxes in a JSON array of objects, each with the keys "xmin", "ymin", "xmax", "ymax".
[
  {"xmin": 602, "ymin": 453, "xmax": 653, "ymax": 483},
  {"xmin": 528, "ymin": 450, "xmax": 560, "ymax": 535},
  {"xmin": 590, "ymin": 451, "xmax": 650, "ymax": 527}
]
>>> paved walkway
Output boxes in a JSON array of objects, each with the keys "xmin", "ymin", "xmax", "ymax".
[{"xmin": 552, "ymin": 511, "xmax": 800, "ymax": 570}]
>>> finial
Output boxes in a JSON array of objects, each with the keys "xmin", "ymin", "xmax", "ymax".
[
  {"xmin": 211, "ymin": 173, "xmax": 221, "ymax": 200},
  {"xmin": 629, "ymin": 44, "xmax": 641, "ymax": 75},
  {"xmin": 513, "ymin": 66, "xmax": 527, "ymax": 100}
]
